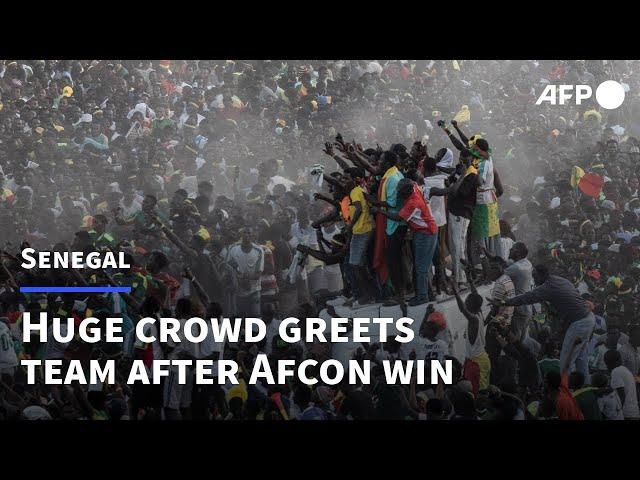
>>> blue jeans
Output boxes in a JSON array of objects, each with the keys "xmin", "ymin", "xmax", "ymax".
[
  {"xmin": 559, "ymin": 312, "xmax": 595, "ymax": 380},
  {"xmin": 412, "ymin": 231, "xmax": 438, "ymax": 299},
  {"xmin": 342, "ymin": 255, "xmax": 358, "ymax": 299},
  {"xmin": 349, "ymin": 231, "xmax": 373, "ymax": 266}
]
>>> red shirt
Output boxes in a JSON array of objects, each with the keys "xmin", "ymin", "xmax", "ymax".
[{"xmin": 398, "ymin": 186, "xmax": 437, "ymax": 234}]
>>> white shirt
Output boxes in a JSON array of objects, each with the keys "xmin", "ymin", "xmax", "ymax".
[
  {"xmin": 476, "ymin": 157, "xmax": 496, "ymax": 205},
  {"xmin": 610, "ymin": 365, "xmax": 640, "ymax": 419},
  {"xmin": 226, "ymin": 243, "xmax": 265, "ymax": 296},
  {"xmin": 465, "ymin": 317, "xmax": 486, "ymax": 359},
  {"xmin": 422, "ymin": 338, "xmax": 449, "ymax": 363},
  {"xmin": 423, "ymin": 174, "xmax": 448, "ymax": 227},
  {"xmin": 289, "ymin": 222, "xmax": 323, "ymax": 271},
  {"xmin": 0, "ymin": 322, "xmax": 18, "ymax": 369},
  {"xmin": 499, "ymin": 237, "xmax": 515, "ymax": 261},
  {"xmin": 598, "ymin": 390, "xmax": 624, "ymax": 420},
  {"xmin": 321, "ymin": 226, "xmax": 344, "ymax": 279},
  {"xmin": 44, "ymin": 324, "xmax": 69, "ymax": 360}
]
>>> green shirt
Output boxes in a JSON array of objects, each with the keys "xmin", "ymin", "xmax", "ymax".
[{"xmin": 573, "ymin": 387, "xmax": 603, "ymax": 420}]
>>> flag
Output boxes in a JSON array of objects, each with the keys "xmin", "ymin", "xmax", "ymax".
[
  {"xmin": 309, "ymin": 164, "xmax": 324, "ymax": 188},
  {"xmin": 583, "ymin": 109, "xmax": 602, "ymax": 123},
  {"xmin": 453, "ymin": 105, "xmax": 470, "ymax": 123},
  {"xmin": 578, "ymin": 172, "xmax": 604, "ymax": 198},
  {"xmin": 570, "ymin": 165, "xmax": 585, "ymax": 188}
]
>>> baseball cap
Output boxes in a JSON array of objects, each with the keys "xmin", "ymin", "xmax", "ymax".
[{"xmin": 427, "ymin": 311, "xmax": 447, "ymax": 331}]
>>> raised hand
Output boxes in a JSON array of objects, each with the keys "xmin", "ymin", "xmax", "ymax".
[
  {"xmin": 323, "ymin": 142, "xmax": 334, "ymax": 157},
  {"xmin": 183, "ymin": 267, "xmax": 194, "ymax": 280}
]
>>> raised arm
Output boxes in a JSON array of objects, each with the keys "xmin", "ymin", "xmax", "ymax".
[
  {"xmin": 311, "ymin": 206, "xmax": 341, "ymax": 229},
  {"xmin": 99, "ymin": 270, "xmax": 142, "ymax": 313},
  {"xmin": 322, "ymin": 173, "xmax": 349, "ymax": 193},
  {"xmin": 323, "ymin": 142, "xmax": 351, "ymax": 171},
  {"xmin": 459, "ymin": 261, "xmax": 479, "ymax": 295},
  {"xmin": 451, "ymin": 120, "xmax": 469, "ymax": 146},
  {"xmin": 352, "ymin": 149, "xmax": 381, "ymax": 176},
  {"xmin": 450, "ymin": 280, "xmax": 480, "ymax": 346},
  {"xmin": 69, "ymin": 266, "xmax": 90, "ymax": 287},
  {"xmin": 183, "ymin": 266, "xmax": 211, "ymax": 306},
  {"xmin": 313, "ymin": 192, "xmax": 340, "ymax": 209},
  {"xmin": 438, "ymin": 121, "xmax": 466, "ymax": 152},
  {"xmin": 150, "ymin": 214, "xmax": 198, "ymax": 259}
]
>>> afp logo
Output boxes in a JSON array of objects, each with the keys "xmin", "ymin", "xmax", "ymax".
[{"xmin": 535, "ymin": 80, "xmax": 626, "ymax": 109}]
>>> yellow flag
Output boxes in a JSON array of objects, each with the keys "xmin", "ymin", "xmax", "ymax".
[
  {"xmin": 583, "ymin": 109, "xmax": 602, "ymax": 123},
  {"xmin": 196, "ymin": 226, "xmax": 211, "ymax": 242},
  {"xmin": 453, "ymin": 105, "xmax": 470, "ymax": 123},
  {"xmin": 452, "ymin": 60, "xmax": 461, "ymax": 71},
  {"xmin": 570, "ymin": 165, "xmax": 585, "ymax": 188}
]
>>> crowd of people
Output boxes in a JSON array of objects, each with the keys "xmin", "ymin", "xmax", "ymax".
[{"xmin": 1, "ymin": 59, "xmax": 640, "ymax": 420}]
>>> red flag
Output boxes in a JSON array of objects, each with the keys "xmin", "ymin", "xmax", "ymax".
[
  {"xmin": 578, "ymin": 173, "xmax": 604, "ymax": 198},
  {"xmin": 372, "ymin": 177, "xmax": 389, "ymax": 283},
  {"xmin": 270, "ymin": 392, "xmax": 289, "ymax": 420}
]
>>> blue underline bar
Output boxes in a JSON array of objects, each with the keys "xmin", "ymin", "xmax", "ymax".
[{"xmin": 20, "ymin": 286, "xmax": 131, "ymax": 293}]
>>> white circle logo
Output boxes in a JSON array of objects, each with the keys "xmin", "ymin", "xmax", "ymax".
[{"xmin": 595, "ymin": 80, "xmax": 625, "ymax": 109}]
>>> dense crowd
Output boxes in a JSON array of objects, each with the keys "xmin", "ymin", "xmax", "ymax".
[{"xmin": 1, "ymin": 59, "xmax": 640, "ymax": 420}]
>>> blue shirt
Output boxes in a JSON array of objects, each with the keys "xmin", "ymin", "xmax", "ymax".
[{"xmin": 384, "ymin": 169, "xmax": 404, "ymax": 236}]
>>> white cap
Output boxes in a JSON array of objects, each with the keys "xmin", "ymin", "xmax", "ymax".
[{"xmin": 22, "ymin": 406, "xmax": 52, "ymax": 420}]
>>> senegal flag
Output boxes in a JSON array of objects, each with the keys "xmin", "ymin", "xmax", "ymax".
[{"xmin": 570, "ymin": 165, "xmax": 585, "ymax": 189}]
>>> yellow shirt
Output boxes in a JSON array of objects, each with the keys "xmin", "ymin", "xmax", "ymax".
[{"xmin": 349, "ymin": 186, "xmax": 374, "ymax": 235}]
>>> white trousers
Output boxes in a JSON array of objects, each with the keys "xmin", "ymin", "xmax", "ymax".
[{"xmin": 448, "ymin": 213, "xmax": 470, "ymax": 283}]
